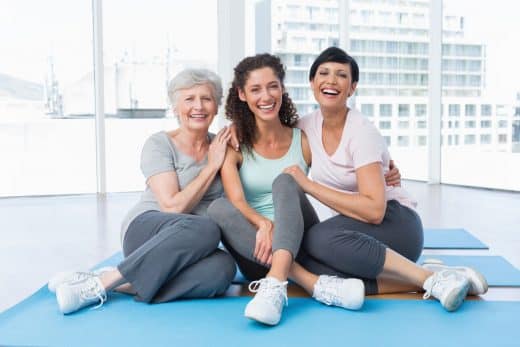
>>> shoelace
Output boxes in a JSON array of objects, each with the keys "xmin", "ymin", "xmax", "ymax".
[
  {"xmin": 423, "ymin": 271, "xmax": 454, "ymax": 300},
  {"xmin": 67, "ymin": 271, "xmax": 96, "ymax": 285},
  {"xmin": 248, "ymin": 278, "xmax": 288, "ymax": 307},
  {"xmin": 80, "ymin": 278, "xmax": 107, "ymax": 310},
  {"xmin": 316, "ymin": 276, "xmax": 342, "ymax": 306}
]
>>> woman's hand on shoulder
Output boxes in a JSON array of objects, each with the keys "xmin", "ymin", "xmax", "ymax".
[
  {"xmin": 283, "ymin": 165, "xmax": 312, "ymax": 192},
  {"xmin": 208, "ymin": 126, "xmax": 232, "ymax": 171},
  {"xmin": 227, "ymin": 123, "xmax": 240, "ymax": 152}
]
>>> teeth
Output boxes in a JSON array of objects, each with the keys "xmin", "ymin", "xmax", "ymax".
[
  {"xmin": 322, "ymin": 88, "xmax": 339, "ymax": 95},
  {"xmin": 259, "ymin": 104, "xmax": 275, "ymax": 110},
  {"xmin": 190, "ymin": 114, "xmax": 207, "ymax": 118}
]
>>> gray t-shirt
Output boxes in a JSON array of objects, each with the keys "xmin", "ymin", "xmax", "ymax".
[{"xmin": 120, "ymin": 131, "xmax": 223, "ymax": 244}]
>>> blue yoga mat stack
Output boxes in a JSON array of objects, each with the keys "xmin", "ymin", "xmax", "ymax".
[{"xmin": 423, "ymin": 228, "xmax": 488, "ymax": 249}]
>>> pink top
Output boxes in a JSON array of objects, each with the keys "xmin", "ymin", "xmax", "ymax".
[{"xmin": 297, "ymin": 108, "xmax": 417, "ymax": 214}]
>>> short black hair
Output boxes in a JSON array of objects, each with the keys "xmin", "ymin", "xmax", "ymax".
[{"xmin": 309, "ymin": 46, "xmax": 359, "ymax": 83}]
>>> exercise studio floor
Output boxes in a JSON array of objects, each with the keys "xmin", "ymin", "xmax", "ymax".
[{"xmin": 1, "ymin": 181, "xmax": 519, "ymax": 346}]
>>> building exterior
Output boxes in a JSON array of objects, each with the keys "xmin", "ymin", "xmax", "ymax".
[{"xmin": 257, "ymin": 0, "xmax": 519, "ymax": 154}]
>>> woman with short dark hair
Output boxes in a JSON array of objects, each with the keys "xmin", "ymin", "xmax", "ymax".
[{"xmin": 284, "ymin": 46, "xmax": 488, "ymax": 312}]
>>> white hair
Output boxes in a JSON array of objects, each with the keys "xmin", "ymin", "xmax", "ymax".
[{"xmin": 167, "ymin": 68, "xmax": 223, "ymax": 110}]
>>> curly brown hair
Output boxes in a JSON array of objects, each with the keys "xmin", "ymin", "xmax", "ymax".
[{"xmin": 225, "ymin": 53, "xmax": 299, "ymax": 154}]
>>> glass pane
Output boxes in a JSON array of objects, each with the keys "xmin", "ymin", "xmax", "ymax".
[
  {"xmin": 268, "ymin": 0, "xmax": 340, "ymax": 115},
  {"xmin": 0, "ymin": 0, "xmax": 95, "ymax": 196},
  {"xmin": 350, "ymin": 1, "xmax": 430, "ymax": 180},
  {"xmin": 103, "ymin": 0, "xmax": 218, "ymax": 192},
  {"xmin": 441, "ymin": 0, "xmax": 520, "ymax": 190},
  {"xmin": 265, "ymin": 0, "xmax": 430, "ymax": 180}
]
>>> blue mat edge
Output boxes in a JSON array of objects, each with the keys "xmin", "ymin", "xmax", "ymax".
[{"xmin": 423, "ymin": 228, "xmax": 488, "ymax": 249}]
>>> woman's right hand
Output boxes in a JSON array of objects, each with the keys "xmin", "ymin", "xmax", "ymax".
[
  {"xmin": 228, "ymin": 123, "xmax": 240, "ymax": 151},
  {"xmin": 208, "ymin": 126, "xmax": 231, "ymax": 170},
  {"xmin": 254, "ymin": 218, "xmax": 273, "ymax": 265}
]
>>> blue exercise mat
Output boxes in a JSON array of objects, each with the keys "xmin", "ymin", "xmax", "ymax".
[
  {"xmin": 1, "ymin": 292, "xmax": 519, "ymax": 347},
  {"xmin": 419, "ymin": 255, "xmax": 520, "ymax": 287},
  {"xmin": 423, "ymin": 228, "xmax": 488, "ymax": 249}
]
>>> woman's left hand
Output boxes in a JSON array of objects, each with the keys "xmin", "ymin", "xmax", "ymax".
[
  {"xmin": 384, "ymin": 160, "xmax": 401, "ymax": 187},
  {"xmin": 283, "ymin": 165, "xmax": 311, "ymax": 192}
]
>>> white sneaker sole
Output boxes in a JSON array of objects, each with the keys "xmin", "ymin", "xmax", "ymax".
[
  {"xmin": 442, "ymin": 280, "xmax": 470, "ymax": 312},
  {"xmin": 244, "ymin": 304, "xmax": 280, "ymax": 326},
  {"xmin": 56, "ymin": 285, "xmax": 76, "ymax": 315}
]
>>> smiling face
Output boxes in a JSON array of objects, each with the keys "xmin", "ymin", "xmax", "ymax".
[
  {"xmin": 174, "ymin": 84, "xmax": 218, "ymax": 132},
  {"xmin": 310, "ymin": 62, "xmax": 357, "ymax": 111},
  {"xmin": 238, "ymin": 67, "xmax": 284, "ymax": 123}
]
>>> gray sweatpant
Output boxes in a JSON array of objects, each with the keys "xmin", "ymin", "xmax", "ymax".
[
  {"xmin": 118, "ymin": 211, "xmax": 236, "ymax": 303},
  {"xmin": 208, "ymin": 173, "xmax": 423, "ymax": 295}
]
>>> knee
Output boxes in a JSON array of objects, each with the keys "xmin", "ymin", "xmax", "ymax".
[
  {"xmin": 212, "ymin": 251, "xmax": 237, "ymax": 295},
  {"xmin": 272, "ymin": 173, "xmax": 299, "ymax": 193},
  {"xmin": 185, "ymin": 216, "xmax": 220, "ymax": 252},
  {"xmin": 402, "ymin": 233, "xmax": 423, "ymax": 262},
  {"xmin": 207, "ymin": 198, "xmax": 234, "ymax": 224},
  {"xmin": 302, "ymin": 225, "xmax": 325, "ymax": 253}
]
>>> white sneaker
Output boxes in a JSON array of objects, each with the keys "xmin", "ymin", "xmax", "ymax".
[
  {"xmin": 423, "ymin": 269, "xmax": 470, "ymax": 312},
  {"xmin": 56, "ymin": 276, "xmax": 107, "ymax": 314},
  {"xmin": 312, "ymin": 275, "xmax": 365, "ymax": 310},
  {"xmin": 48, "ymin": 267, "xmax": 116, "ymax": 293},
  {"xmin": 422, "ymin": 259, "xmax": 488, "ymax": 295},
  {"xmin": 244, "ymin": 277, "xmax": 288, "ymax": 326}
]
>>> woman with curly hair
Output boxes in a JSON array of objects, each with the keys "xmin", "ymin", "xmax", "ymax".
[{"xmin": 208, "ymin": 53, "xmax": 366, "ymax": 326}]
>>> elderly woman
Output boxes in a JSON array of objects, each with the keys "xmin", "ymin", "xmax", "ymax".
[{"xmin": 48, "ymin": 68, "xmax": 236, "ymax": 314}]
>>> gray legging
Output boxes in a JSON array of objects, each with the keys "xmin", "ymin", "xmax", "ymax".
[
  {"xmin": 207, "ymin": 173, "xmax": 319, "ymax": 276},
  {"xmin": 118, "ymin": 211, "xmax": 236, "ymax": 303},
  {"xmin": 208, "ymin": 173, "xmax": 423, "ymax": 295}
]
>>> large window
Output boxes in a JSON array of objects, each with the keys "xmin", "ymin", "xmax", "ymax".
[
  {"xmin": 441, "ymin": 0, "xmax": 520, "ymax": 190},
  {"xmin": 103, "ymin": 0, "xmax": 218, "ymax": 192},
  {"xmin": 351, "ymin": 1, "xmax": 430, "ymax": 180},
  {"xmin": 0, "ymin": 0, "xmax": 96, "ymax": 196},
  {"xmin": 2, "ymin": 0, "xmax": 519, "ymax": 196}
]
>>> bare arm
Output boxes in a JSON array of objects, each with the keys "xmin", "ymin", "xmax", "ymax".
[
  {"xmin": 220, "ymin": 148, "xmax": 272, "ymax": 230},
  {"xmin": 301, "ymin": 130, "xmax": 312, "ymax": 166},
  {"xmin": 220, "ymin": 147, "xmax": 273, "ymax": 264},
  {"xmin": 147, "ymin": 167, "xmax": 219, "ymax": 214},
  {"xmin": 284, "ymin": 162, "xmax": 387, "ymax": 224},
  {"xmin": 148, "ymin": 127, "xmax": 231, "ymax": 214}
]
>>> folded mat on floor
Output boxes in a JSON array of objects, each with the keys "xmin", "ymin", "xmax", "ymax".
[
  {"xmin": 418, "ymin": 255, "xmax": 520, "ymax": 287},
  {"xmin": 423, "ymin": 228, "xmax": 488, "ymax": 249},
  {"xmin": 2, "ymin": 291, "xmax": 519, "ymax": 347}
]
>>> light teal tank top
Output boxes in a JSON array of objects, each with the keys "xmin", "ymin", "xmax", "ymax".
[{"xmin": 239, "ymin": 128, "xmax": 308, "ymax": 221}]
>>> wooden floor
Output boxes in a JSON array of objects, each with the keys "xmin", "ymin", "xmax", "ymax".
[{"xmin": 1, "ymin": 181, "xmax": 519, "ymax": 312}]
